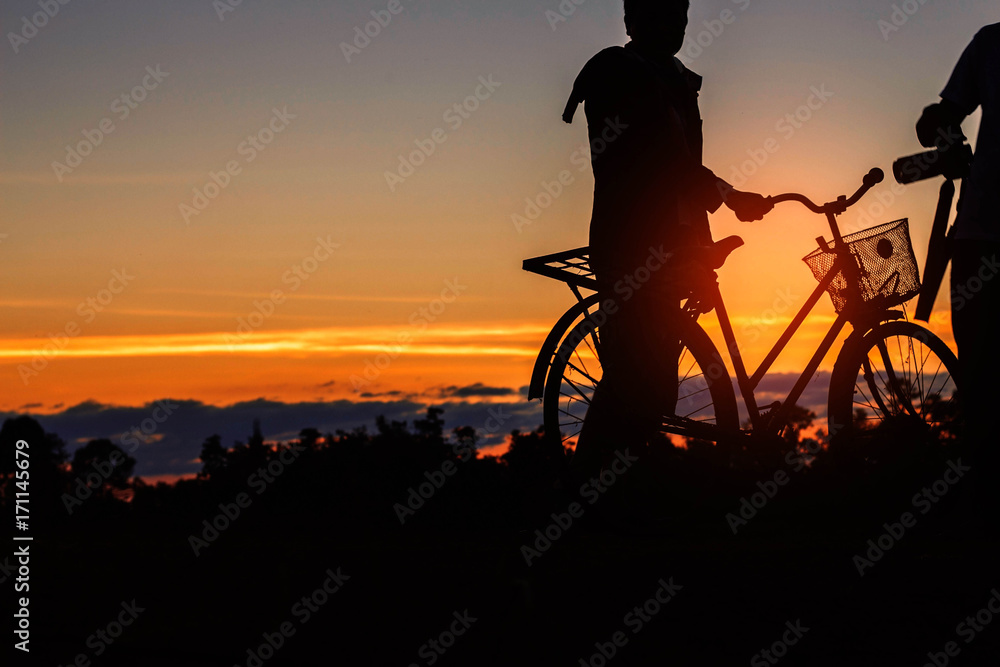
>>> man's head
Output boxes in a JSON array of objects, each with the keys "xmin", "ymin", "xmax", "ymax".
[{"xmin": 624, "ymin": 0, "xmax": 689, "ymax": 56}]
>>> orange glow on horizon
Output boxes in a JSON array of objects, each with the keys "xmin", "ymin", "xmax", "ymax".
[
  {"xmin": 0, "ymin": 324, "xmax": 547, "ymax": 360},
  {"xmin": 3, "ymin": 306, "xmax": 956, "ymax": 414}
]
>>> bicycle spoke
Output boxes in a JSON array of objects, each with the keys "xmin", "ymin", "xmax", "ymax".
[
  {"xmin": 907, "ymin": 335, "xmax": 926, "ymax": 407},
  {"xmin": 581, "ymin": 335, "xmax": 599, "ymax": 372},
  {"xmin": 680, "ymin": 353, "xmax": 698, "ymax": 384},
  {"xmin": 917, "ymin": 342, "xmax": 950, "ymax": 410},
  {"xmin": 923, "ymin": 358, "xmax": 946, "ymax": 402},
  {"xmin": 678, "ymin": 384, "xmax": 711, "ymax": 401},
  {"xmin": 571, "ymin": 349, "xmax": 593, "ymax": 385},
  {"xmin": 560, "ymin": 430, "xmax": 579, "ymax": 445},
  {"xmin": 852, "ymin": 384, "xmax": 884, "ymax": 416},
  {"xmin": 875, "ymin": 340, "xmax": 912, "ymax": 416},
  {"xmin": 866, "ymin": 356, "xmax": 897, "ymax": 417},
  {"xmin": 557, "ymin": 406, "xmax": 584, "ymax": 421},
  {"xmin": 895, "ymin": 334, "xmax": 911, "ymax": 400},
  {"xmin": 565, "ymin": 360, "xmax": 599, "ymax": 386},
  {"xmin": 681, "ymin": 400, "xmax": 716, "ymax": 420},
  {"xmin": 561, "ymin": 377, "xmax": 594, "ymax": 405}
]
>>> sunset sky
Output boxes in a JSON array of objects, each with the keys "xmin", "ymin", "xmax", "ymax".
[{"xmin": 1, "ymin": 0, "xmax": 994, "ymax": 477}]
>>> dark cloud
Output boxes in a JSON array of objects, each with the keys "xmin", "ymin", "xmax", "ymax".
[
  {"xmin": 4, "ymin": 397, "xmax": 543, "ymax": 480},
  {"xmin": 61, "ymin": 399, "xmax": 110, "ymax": 416},
  {"xmin": 434, "ymin": 383, "xmax": 517, "ymax": 398},
  {"xmin": 359, "ymin": 390, "xmax": 414, "ymax": 399}
]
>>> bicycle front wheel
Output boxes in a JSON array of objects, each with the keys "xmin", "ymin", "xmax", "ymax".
[
  {"xmin": 542, "ymin": 310, "xmax": 738, "ymax": 450},
  {"xmin": 828, "ymin": 320, "xmax": 961, "ymax": 458}
]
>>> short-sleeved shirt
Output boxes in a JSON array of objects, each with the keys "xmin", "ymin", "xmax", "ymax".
[
  {"xmin": 563, "ymin": 44, "xmax": 724, "ymax": 280},
  {"xmin": 942, "ymin": 23, "xmax": 1000, "ymax": 241}
]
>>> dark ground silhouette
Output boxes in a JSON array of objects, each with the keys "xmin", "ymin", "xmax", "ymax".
[{"xmin": 2, "ymin": 404, "xmax": 998, "ymax": 666}]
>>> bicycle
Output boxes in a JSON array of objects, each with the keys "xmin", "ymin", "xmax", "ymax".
[{"xmin": 522, "ymin": 168, "xmax": 961, "ymax": 459}]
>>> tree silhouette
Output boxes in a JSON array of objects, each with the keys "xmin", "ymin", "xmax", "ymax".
[
  {"xmin": 452, "ymin": 425, "xmax": 478, "ymax": 458},
  {"xmin": 247, "ymin": 418, "xmax": 265, "ymax": 450},
  {"xmin": 70, "ymin": 438, "xmax": 136, "ymax": 498},
  {"xmin": 0, "ymin": 415, "xmax": 68, "ymax": 474},
  {"xmin": 198, "ymin": 434, "xmax": 227, "ymax": 479},
  {"xmin": 0, "ymin": 416, "xmax": 70, "ymax": 527},
  {"xmin": 414, "ymin": 406, "xmax": 445, "ymax": 445},
  {"xmin": 375, "ymin": 414, "xmax": 410, "ymax": 440},
  {"xmin": 782, "ymin": 404, "xmax": 817, "ymax": 443},
  {"xmin": 225, "ymin": 419, "xmax": 270, "ymax": 474},
  {"xmin": 299, "ymin": 427, "xmax": 323, "ymax": 451}
]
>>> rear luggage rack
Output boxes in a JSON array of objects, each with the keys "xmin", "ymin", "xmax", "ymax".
[{"xmin": 522, "ymin": 247, "xmax": 599, "ymax": 293}]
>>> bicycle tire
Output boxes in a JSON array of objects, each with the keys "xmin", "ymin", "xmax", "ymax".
[
  {"xmin": 542, "ymin": 310, "xmax": 739, "ymax": 450},
  {"xmin": 827, "ymin": 320, "xmax": 961, "ymax": 458}
]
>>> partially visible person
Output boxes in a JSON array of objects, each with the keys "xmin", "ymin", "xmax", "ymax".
[
  {"xmin": 917, "ymin": 23, "xmax": 1000, "ymax": 512},
  {"xmin": 562, "ymin": 0, "xmax": 771, "ymax": 487}
]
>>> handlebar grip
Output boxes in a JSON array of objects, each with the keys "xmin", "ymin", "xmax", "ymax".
[{"xmin": 863, "ymin": 168, "xmax": 885, "ymax": 188}]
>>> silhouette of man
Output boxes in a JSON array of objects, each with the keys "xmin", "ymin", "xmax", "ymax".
[
  {"xmin": 562, "ymin": 0, "xmax": 771, "ymax": 482},
  {"xmin": 917, "ymin": 23, "xmax": 1000, "ymax": 510}
]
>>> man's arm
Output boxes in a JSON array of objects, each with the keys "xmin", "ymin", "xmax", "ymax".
[
  {"xmin": 709, "ymin": 173, "xmax": 772, "ymax": 223},
  {"xmin": 682, "ymin": 165, "xmax": 771, "ymax": 223},
  {"xmin": 918, "ymin": 30, "xmax": 982, "ymax": 148},
  {"xmin": 917, "ymin": 98, "xmax": 969, "ymax": 149}
]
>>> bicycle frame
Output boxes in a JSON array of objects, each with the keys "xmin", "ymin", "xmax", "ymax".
[
  {"xmin": 706, "ymin": 250, "xmax": 851, "ymax": 436},
  {"xmin": 705, "ymin": 186, "xmax": 885, "ymax": 438}
]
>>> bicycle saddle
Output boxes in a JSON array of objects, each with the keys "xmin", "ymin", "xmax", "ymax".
[{"xmin": 702, "ymin": 235, "xmax": 744, "ymax": 270}]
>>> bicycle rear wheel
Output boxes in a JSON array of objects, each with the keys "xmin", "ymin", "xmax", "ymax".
[
  {"xmin": 828, "ymin": 320, "xmax": 961, "ymax": 460},
  {"xmin": 542, "ymin": 310, "xmax": 738, "ymax": 450}
]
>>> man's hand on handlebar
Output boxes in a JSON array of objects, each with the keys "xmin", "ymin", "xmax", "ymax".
[{"xmin": 725, "ymin": 189, "xmax": 774, "ymax": 222}]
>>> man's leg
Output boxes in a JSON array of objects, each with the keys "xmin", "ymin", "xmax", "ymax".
[
  {"xmin": 572, "ymin": 297, "xmax": 659, "ymax": 482},
  {"xmin": 951, "ymin": 240, "xmax": 1000, "ymax": 514},
  {"xmin": 571, "ymin": 292, "xmax": 683, "ymax": 521}
]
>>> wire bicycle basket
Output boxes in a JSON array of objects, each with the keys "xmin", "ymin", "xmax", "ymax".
[{"xmin": 803, "ymin": 218, "xmax": 921, "ymax": 314}]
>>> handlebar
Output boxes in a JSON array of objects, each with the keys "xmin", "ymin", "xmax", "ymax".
[
  {"xmin": 767, "ymin": 193, "xmax": 825, "ymax": 214},
  {"xmin": 767, "ymin": 168, "xmax": 885, "ymax": 216}
]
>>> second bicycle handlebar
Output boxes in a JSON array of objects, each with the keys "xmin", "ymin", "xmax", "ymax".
[{"xmin": 767, "ymin": 168, "xmax": 885, "ymax": 215}]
